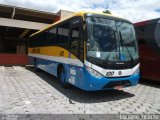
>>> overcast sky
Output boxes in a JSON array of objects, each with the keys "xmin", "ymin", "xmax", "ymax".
[{"xmin": 0, "ymin": 0, "xmax": 160, "ymax": 23}]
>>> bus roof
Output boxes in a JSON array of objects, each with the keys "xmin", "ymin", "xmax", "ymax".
[
  {"xmin": 134, "ymin": 18, "xmax": 160, "ymax": 26},
  {"xmin": 30, "ymin": 11, "xmax": 125, "ymax": 37}
]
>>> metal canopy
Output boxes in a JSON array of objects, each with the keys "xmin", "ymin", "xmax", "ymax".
[
  {"xmin": 0, "ymin": 4, "xmax": 60, "ymax": 39},
  {"xmin": 0, "ymin": 17, "xmax": 49, "ymax": 30},
  {"xmin": 0, "ymin": 4, "xmax": 59, "ymax": 23}
]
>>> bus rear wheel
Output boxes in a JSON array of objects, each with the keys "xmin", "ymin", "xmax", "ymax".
[{"xmin": 59, "ymin": 67, "xmax": 69, "ymax": 88}]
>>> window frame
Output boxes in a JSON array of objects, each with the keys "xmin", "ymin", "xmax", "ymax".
[{"xmin": 69, "ymin": 16, "xmax": 84, "ymax": 61}]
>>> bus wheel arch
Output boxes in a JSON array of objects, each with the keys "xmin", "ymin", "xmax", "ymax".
[
  {"xmin": 34, "ymin": 58, "xmax": 39, "ymax": 72},
  {"xmin": 57, "ymin": 64, "xmax": 69, "ymax": 88}
]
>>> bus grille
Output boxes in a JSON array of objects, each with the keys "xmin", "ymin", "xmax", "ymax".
[{"xmin": 103, "ymin": 80, "xmax": 131, "ymax": 89}]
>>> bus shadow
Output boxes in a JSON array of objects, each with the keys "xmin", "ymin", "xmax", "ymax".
[
  {"xmin": 139, "ymin": 79, "xmax": 160, "ymax": 89},
  {"xmin": 26, "ymin": 67, "xmax": 135, "ymax": 103}
]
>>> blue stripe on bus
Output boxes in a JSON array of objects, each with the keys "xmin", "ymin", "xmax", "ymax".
[{"xmin": 29, "ymin": 56, "xmax": 139, "ymax": 91}]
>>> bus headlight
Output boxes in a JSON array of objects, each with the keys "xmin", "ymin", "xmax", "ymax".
[
  {"xmin": 86, "ymin": 66, "xmax": 103, "ymax": 78},
  {"xmin": 133, "ymin": 68, "xmax": 140, "ymax": 75}
]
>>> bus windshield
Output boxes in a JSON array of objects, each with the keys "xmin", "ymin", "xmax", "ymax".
[{"xmin": 87, "ymin": 16, "xmax": 139, "ymax": 62}]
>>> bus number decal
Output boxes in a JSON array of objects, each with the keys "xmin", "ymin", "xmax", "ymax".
[
  {"xmin": 59, "ymin": 51, "xmax": 64, "ymax": 56},
  {"xmin": 32, "ymin": 48, "xmax": 40, "ymax": 53},
  {"xmin": 106, "ymin": 71, "xmax": 114, "ymax": 76}
]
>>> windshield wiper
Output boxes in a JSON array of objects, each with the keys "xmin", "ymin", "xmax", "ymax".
[
  {"xmin": 105, "ymin": 31, "xmax": 118, "ymax": 61},
  {"xmin": 119, "ymin": 31, "xmax": 134, "ymax": 63}
]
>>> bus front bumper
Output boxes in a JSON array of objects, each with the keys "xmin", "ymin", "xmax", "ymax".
[{"xmin": 80, "ymin": 73, "xmax": 140, "ymax": 91}]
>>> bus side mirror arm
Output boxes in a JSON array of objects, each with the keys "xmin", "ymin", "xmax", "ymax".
[{"xmin": 83, "ymin": 20, "xmax": 86, "ymax": 24}]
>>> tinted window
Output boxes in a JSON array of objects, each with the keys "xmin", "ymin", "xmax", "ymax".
[
  {"xmin": 57, "ymin": 23, "xmax": 69, "ymax": 47},
  {"xmin": 154, "ymin": 23, "xmax": 160, "ymax": 52},
  {"xmin": 29, "ymin": 34, "xmax": 41, "ymax": 47},
  {"xmin": 29, "ymin": 36, "xmax": 36, "ymax": 47},
  {"xmin": 154, "ymin": 23, "xmax": 160, "ymax": 44},
  {"xmin": 48, "ymin": 27, "xmax": 57, "ymax": 45},
  {"xmin": 29, "ymin": 32, "xmax": 47, "ymax": 47},
  {"xmin": 134, "ymin": 26, "xmax": 146, "ymax": 44},
  {"xmin": 42, "ymin": 31, "xmax": 48, "ymax": 46},
  {"xmin": 37, "ymin": 33, "xmax": 44, "ymax": 47},
  {"xmin": 144, "ymin": 24, "xmax": 156, "ymax": 44},
  {"xmin": 70, "ymin": 26, "xmax": 80, "ymax": 56},
  {"xmin": 30, "ymin": 21, "xmax": 70, "ymax": 48}
]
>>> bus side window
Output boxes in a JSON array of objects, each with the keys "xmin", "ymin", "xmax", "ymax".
[
  {"xmin": 30, "ymin": 35, "xmax": 39, "ymax": 47},
  {"xmin": 34, "ymin": 35, "xmax": 39, "ymax": 47},
  {"xmin": 36, "ymin": 33, "xmax": 42, "ymax": 47},
  {"xmin": 29, "ymin": 36, "xmax": 34, "ymax": 47},
  {"xmin": 48, "ymin": 27, "xmax": 57, "ymax": 45},
  {"xmin": 155, "ymin": 24, "xmax": 160, "ymax": 44},
  {"xmin": 135, "ymin": 26, "xmax": 146, "ymax": 45},
  {"xmin": 42, "ymin": 31, "xmax": 48, "ymax": 46},
  {"xmin": 70, "ymin": 26, "xmax": 80, "ymax": 57},
  {"xmin": 57, "ymin": 22, "xmax": 69, "ymax": 47}
]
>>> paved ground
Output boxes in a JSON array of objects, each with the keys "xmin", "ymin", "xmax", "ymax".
[{"xmin": 0, "ymin": 66, "xmax": 160, "ymax": 114}]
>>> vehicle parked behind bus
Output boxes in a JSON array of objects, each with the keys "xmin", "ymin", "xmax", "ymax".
[
  {"xmin": 28, "ymin": 11, "xmax": 140, "ymax": 91},
  {"xmin": 134, "ymin": 18, "xmax": 160, "ymax": 81}
]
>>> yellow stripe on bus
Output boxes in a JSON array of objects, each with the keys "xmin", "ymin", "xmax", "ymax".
[{"xmin": 28, "ymin": 46, "xmax": 77, "ymax": 59}]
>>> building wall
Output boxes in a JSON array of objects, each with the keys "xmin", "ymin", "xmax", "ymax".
[
  {"xmin": 0, "ymin": 54, "xmax": 29, "ymax": 65},
  {"xmin": 58, "ymin": 10, "xmax": 74, "ymax": 19}
]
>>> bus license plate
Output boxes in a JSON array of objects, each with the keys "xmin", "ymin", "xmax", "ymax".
[{"xmin": 114, "ymin": 86, "xmax": 123, "ymax": 90}]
